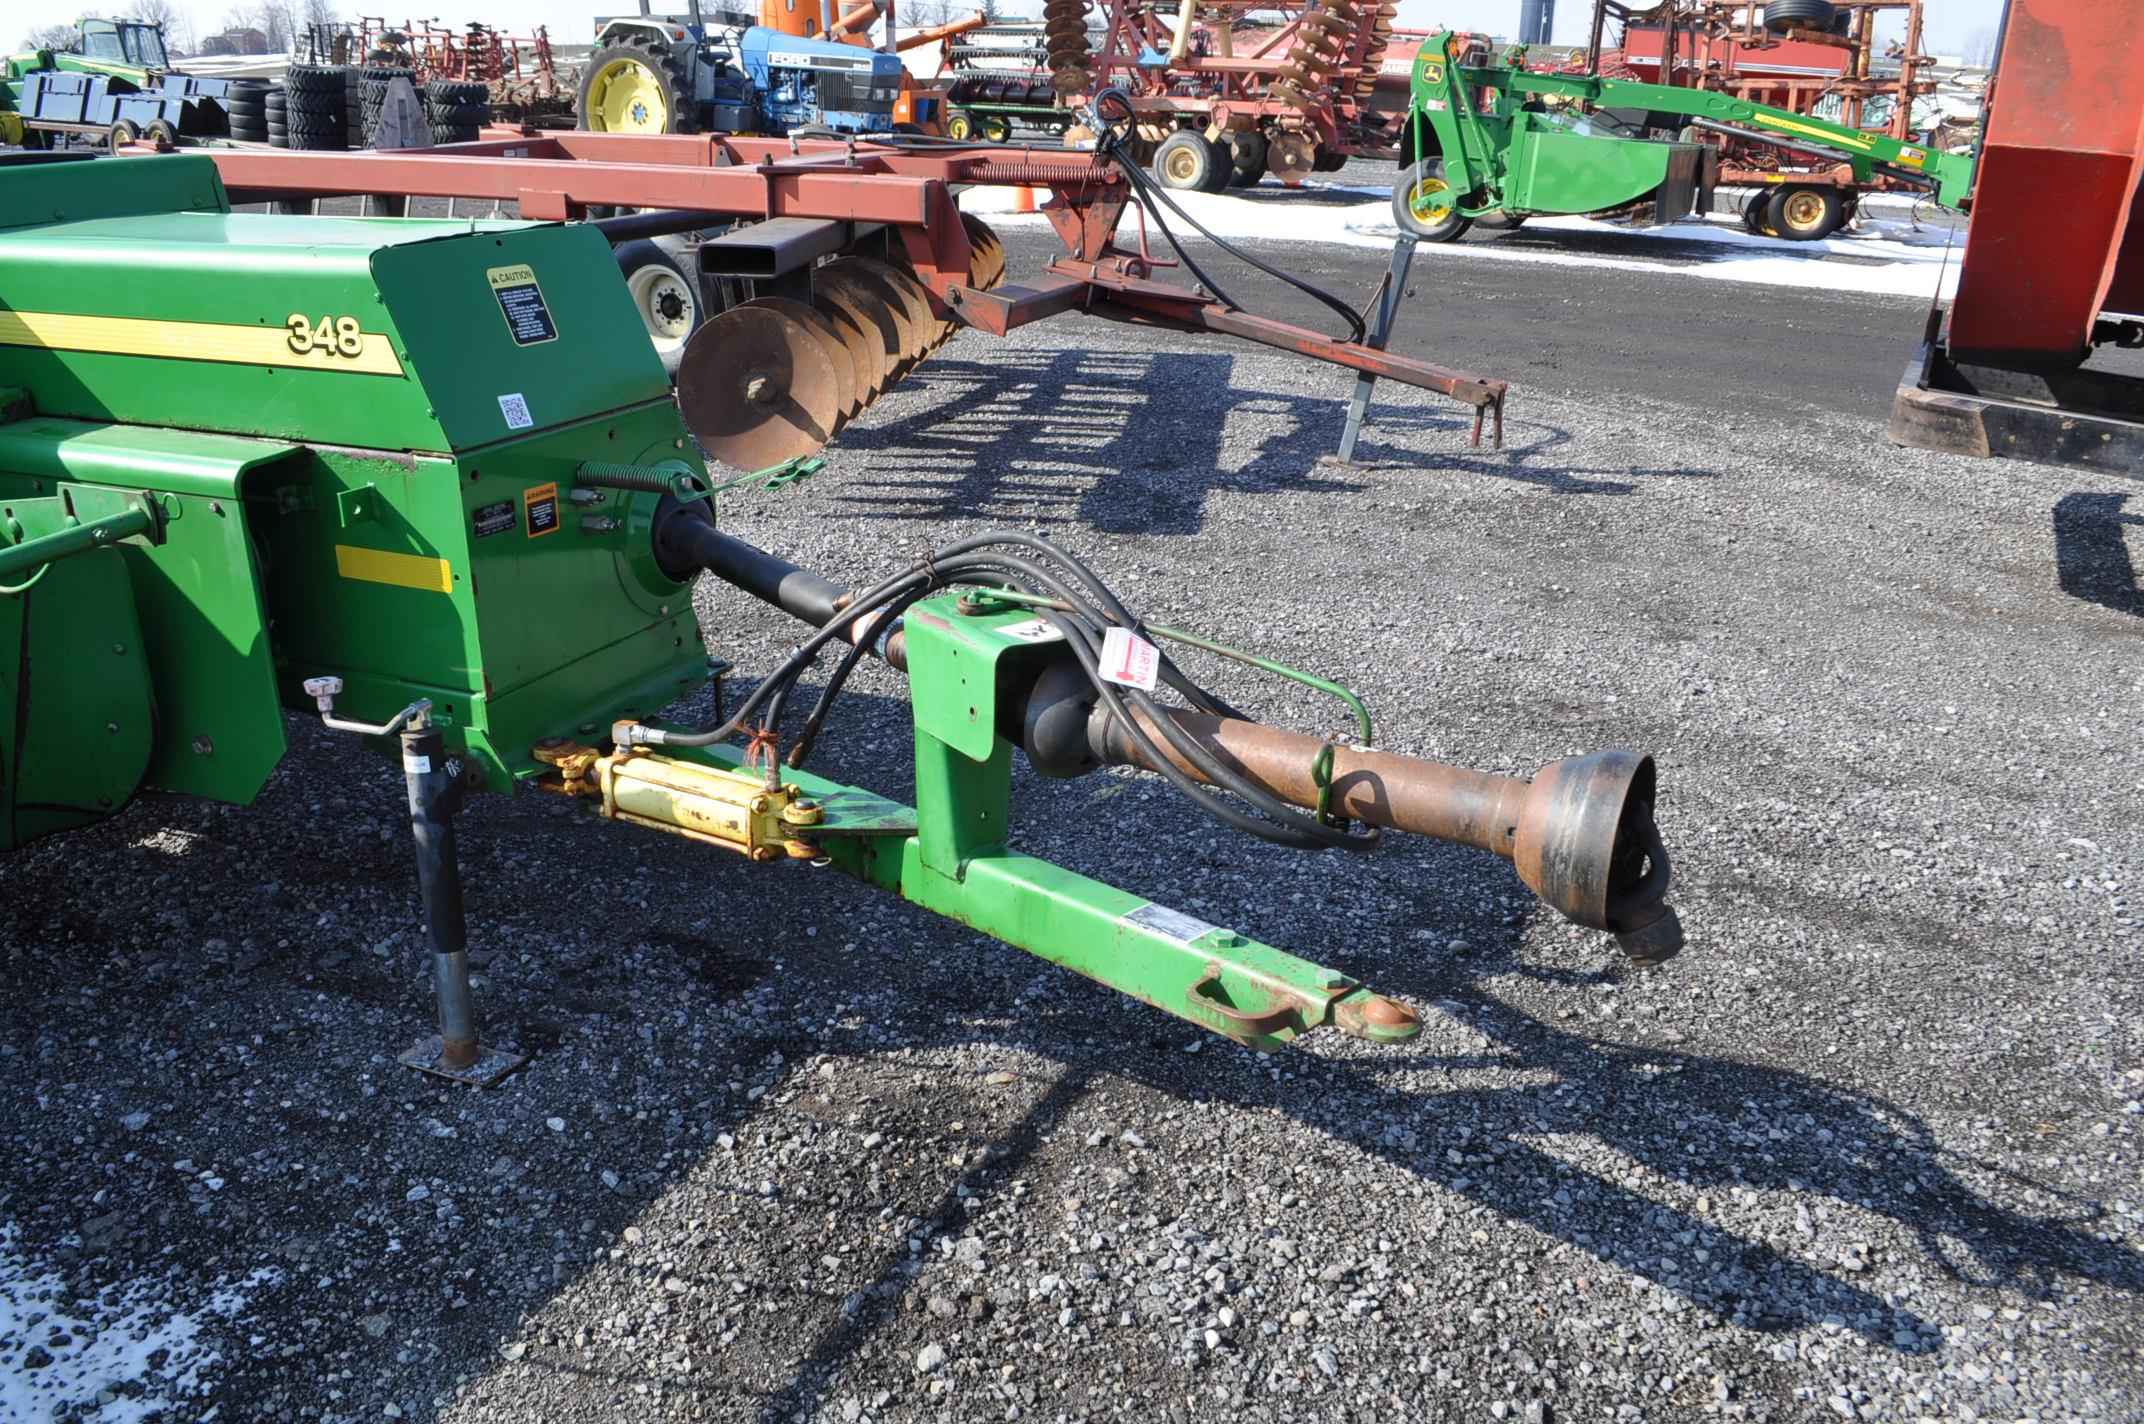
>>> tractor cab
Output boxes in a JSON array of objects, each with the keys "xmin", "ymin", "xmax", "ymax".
[{"xmin": 76, "ymin": 18, "xmax": 172, "ymax": 77}]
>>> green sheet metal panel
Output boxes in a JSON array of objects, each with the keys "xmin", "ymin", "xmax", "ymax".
[
  {"xmin": 1503, "ymin": 115, "xmax": 1683, "ymax": 215},
  {"xmin": 0, "ymin": 416, "xmax": 300, "ymax": 804},
  {"xmin": 0, "ymin": 157, "xmax": 668, "ymax": 456},
  {"xmin": 0, "ymin": 534, "xmax": 154, "ymax": 850},
  {"xmin": 250, "ymin": 402, "xmax": 711, "ymax": 789},
  {"xmin": 370, "ymin": 222, "xmax": 673, "ymax": 452}
]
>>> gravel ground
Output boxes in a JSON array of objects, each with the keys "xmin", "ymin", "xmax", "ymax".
[{"xmin": 1, "ymin": 225, "xmax": 2140, "ymax": 1424}]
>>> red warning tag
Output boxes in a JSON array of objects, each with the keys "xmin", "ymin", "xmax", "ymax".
[{"xmin": 1099, "ymin": 626, "xmax": 1160, "ymax": 691}]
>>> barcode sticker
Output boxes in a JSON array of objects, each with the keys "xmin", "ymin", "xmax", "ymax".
[
  {"xmin": 498, "ymin": 392, "xmax": 533, "ymax": 430},
  {"xmin": 1098, "ymin": 626, "xmax": 1159, "ymax": 691}
]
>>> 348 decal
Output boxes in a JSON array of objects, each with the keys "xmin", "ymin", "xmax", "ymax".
[{"xmin": 285, "ymin": 313, "xmax": 366, "ymax": 358}]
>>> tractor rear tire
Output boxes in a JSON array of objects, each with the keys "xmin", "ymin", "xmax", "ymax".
[
  {"xmin": 1153, "ymin": 130, "xmax": 1223, "ymax": 192},
  {"xmin": 1762, "ymin": 0, "xmax": 1837, "ymax": 32},
  {"xmin": 1766, "ymin": 183, "xmax": 1844, "ymax": 240},
  {"xmin": 578, "ymin": 37, "xmax": 695, "ymax": 135},
  {"xmin": 1224, "ymin": 130, "xmax": 1268, "ymax": 188},
  {"xmin": 1392, "ymin": 157, "xmax": 1473, "ymax": 241},
  {"xmin": 613, "ymin": 238, "xmax": 706, "ymax": 380}
]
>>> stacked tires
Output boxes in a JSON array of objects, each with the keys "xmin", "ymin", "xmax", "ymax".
[
  {"xmin": 265, "ymin": 86, "xmax": 288, "ymax": 146},
  {"xmin": 222, "ymin": 80, "xmax": 272, "ymax": 143},
  {"xmin": 358, "ymin": 66, "xmax": 416, "ymax": 144},
  {"xmin": 282, "ymin": 64, "xmax": 349, "ymax": 150},
  {"xmin": 425, "ymin": 79, "xmax": 489, "ymax": 145}
]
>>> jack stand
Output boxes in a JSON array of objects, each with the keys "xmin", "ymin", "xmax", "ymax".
[
  {"xmin": 1330, "ymin": 234, "xmax": 1419, "ymax": 466},
  {"xmin": 394, "ymin": 717, "xmax": 527, "ymax": 1087}
]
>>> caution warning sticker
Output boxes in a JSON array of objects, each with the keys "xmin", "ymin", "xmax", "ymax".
[{"xmin": 488, "ymin": 264, "xmax": 558, "ymax": 346}]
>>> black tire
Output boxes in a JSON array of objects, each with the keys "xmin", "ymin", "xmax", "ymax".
[
  {"xmin": 1740, "ymin": 188, "xmax": 1773, "ymax": 234},
  {"xmin": 268, "ymin": 129, "xmax": 290, "ymax": 149},
  {"xmin": 577, "ymin": 37, "xmax": 695, "ymax": 135},
  {"xmin": 1473, "ymin": 210, "xmax": 1528, "ymax": 231},
  {"xmin": 430, "ymin": 102, "xmax": 488, "ymax": 126},
  {"xmin": 229, "ymin": 119, "xmax": 268, "ymax": 142},
  {"xmin": 1224, "ymin": 130, "xmax": 1267, "ymax": 188},
  {"xmin": 108, "ymin": 119, "xmax": 140, "ymax": 150},
  {"xmin": 1312, "ymin": 147, "xmax": 1347, "ymax": 173},
  {"xmin": 284, "ymin": 64, "xmax": 347, "ymax": 96},
  {"xmin": 1763, "ymin": 0, "xmax": 1837, "ymax": 32},
  {"xmin": 612, "ymin": 238, "xmax": 705, "ymax": 379},
  {"xmin": 146, "ymin": 119, "xmax": 178, "ymax": 148},
  {"xmin": 224, "ymin": 93, "xmax": 266, "ymax": 115},
  {"xmin": 426, "ymin": 79, "xmax": 488, "ymax": 107},
  {"xmin": 1391, "ymin": 157, "xmax": 1473, "ymax": 241},
  {"xmin": 1766, "ymin": 183, "xmax": 1845, "ymax": 240},
  {"xmin": 944, "ymin": 107, "xmax": 977, "ymax": 141},
  {"xmin": 1152, "ymin": 130, "xmax": 1223, "ymax": 192},
  {"xmin": 264, "ymin": 89, "xmax": 287, "ymax": 116}
]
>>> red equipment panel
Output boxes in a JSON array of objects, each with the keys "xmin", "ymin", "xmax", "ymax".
[{"xmin": 1946, "ymin": 0, "xmax": 2144, "ymax": 365}]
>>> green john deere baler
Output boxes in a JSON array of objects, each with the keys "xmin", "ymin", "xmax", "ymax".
[{"xmin": 0, "ymin": 152, "xmax": 1682, "ymax": 1082}]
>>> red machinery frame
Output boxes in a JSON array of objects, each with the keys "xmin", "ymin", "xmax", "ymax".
[
  {"xmin": 1890, "ymin": 0, "xmax": 2143, "ymax": 472},
  {"xmin": 194, "ymin": 129, "xmax": 1508, "ymax": 438}
]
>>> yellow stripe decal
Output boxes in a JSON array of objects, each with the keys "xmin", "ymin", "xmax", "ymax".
[
  {"xmin": 335, "ymin": 545, "xmax": 453, "ymax": 594},
  {"xmin": 0, "ymin": 310, "xmax": 404, "ymax": 376},
  {"xmin": 1750, "ymin": 113, "xmax": 1874, "ymax": 153}
]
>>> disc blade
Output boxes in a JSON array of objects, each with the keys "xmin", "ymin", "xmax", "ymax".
[
  {"xmin": 816, "ymin": 259, "xmax": 918, "ymax": 384},
  {"xmin": 808, "ymin": 276, "xmax": 893, "ymax": 408},
  {"xmin": 743, "ymin": 296, "xmax": 860, "ymax": 426},
  {"xmin": 676, "ymin": 305, "xmax": 841, "ymax": 471},
  {"xmin": 850, "ymin": 256, "xmax": 940, "ymax": 362}
]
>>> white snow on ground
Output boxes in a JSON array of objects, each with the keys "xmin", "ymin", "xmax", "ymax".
[
  {"xmin": 962, "ymin": 181, "xmax": 1965, "ymax": 301},
  {"xmin": 0, "ymin": 1225, "xmax": 277, "ymax": 1423}
]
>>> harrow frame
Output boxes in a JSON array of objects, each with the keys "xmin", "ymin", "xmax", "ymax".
[{"xmin": 179, "ymin": 130, "xmax": 1508, "ymax": 439}]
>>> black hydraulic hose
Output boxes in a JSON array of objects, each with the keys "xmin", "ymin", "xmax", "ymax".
[
  {"xmin": 645, "ymin": 519, "xmax": 1376, "ymax": 850},
  {"xmin": 1078, "ymin": 89, "xmax": 1370, "ymax": 344}
]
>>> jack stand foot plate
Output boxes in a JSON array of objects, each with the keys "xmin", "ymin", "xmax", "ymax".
[{"xmin": 398, "ymin": 1036, "xmax": 529, "ymax": 1087}]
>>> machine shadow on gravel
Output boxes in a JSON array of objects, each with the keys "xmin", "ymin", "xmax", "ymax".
[
  {"xmin": 2052, "ymin": 491, "xmax": 2144, "ymax": 619},
  {"xmin": 840, "ymin": 345, "xmax": 1715, "ymax": 506},
  {"xmin": 824, "ymin": 348, "xmax": 1467, "ymax": 532}
]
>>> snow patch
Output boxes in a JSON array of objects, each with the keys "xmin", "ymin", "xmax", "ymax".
[{"xmin": 0, "ymin": 1225, "xmax": 277, "ymax": 1423}]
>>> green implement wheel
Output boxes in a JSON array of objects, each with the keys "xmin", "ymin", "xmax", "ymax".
[
  {"xmin": 578, "ymin": 38, "xmax": 693, "ymax": 134},
  {"xmin": 1391, "ymin": 157, "xmax": 1473, "ymax": 241}
]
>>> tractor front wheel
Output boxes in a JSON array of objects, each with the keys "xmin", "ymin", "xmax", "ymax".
[
  {"xmin": 1766, "ymin": 184, "xmax": 1844, "ymax": 241},
  {"xmin": 1392, "ymin": 158, "xmax": 1473, "ymax": 242},
  {"xmin": 578, "ymin": 38, "xmax": 693, "ymax": 135}
]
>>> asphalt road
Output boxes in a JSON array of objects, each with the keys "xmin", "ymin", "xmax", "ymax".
[{"xmin": 1, "ymin": 200, "xmax": 2138, "ymax": 1424}]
